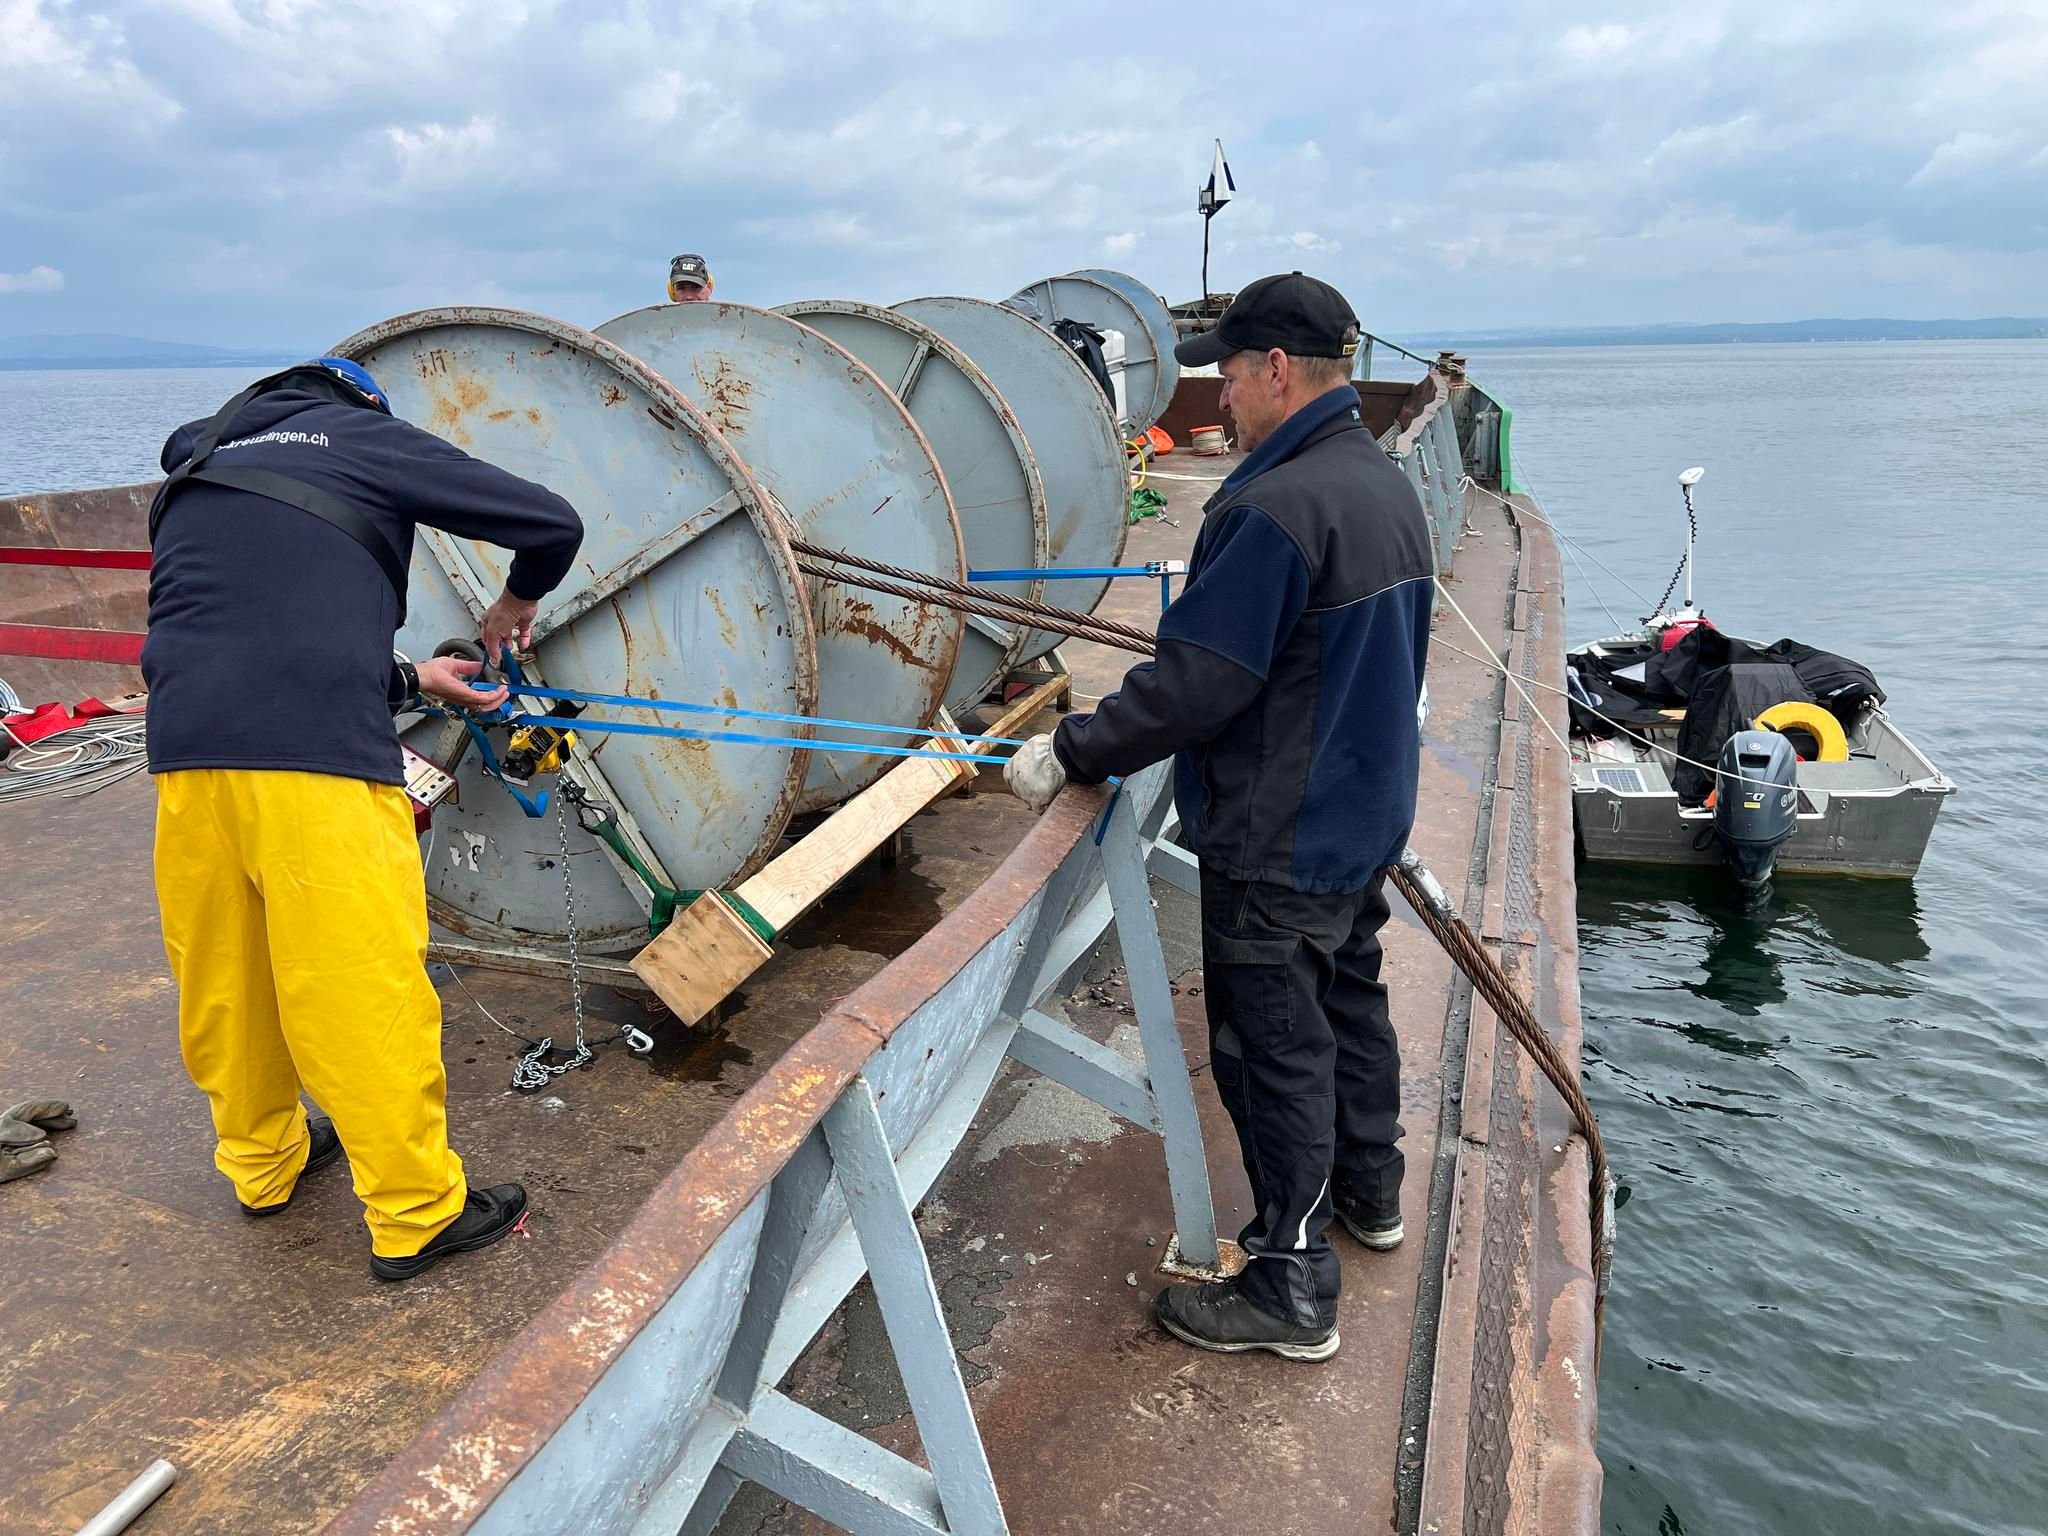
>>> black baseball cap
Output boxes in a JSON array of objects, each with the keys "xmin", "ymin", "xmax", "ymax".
[
  {"xmin": 669, "ymin": 253, "xmax": 711, "ymax": 289},
  {"xmin": 1175, "ymin": 271, "xmax": 1360, "ymax": 366}
]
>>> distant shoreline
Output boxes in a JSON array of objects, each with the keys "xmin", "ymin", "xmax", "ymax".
[
  {"xmin": 1399, "ymin": 319, "xmax": 2048, "ymax": 350},
  {"xmin": 3, "ymin": 325, "xmax": 2044, "ymax": 373},
  {"xmin": 0, "ymin": 357, "xmax": 298, "ymax": 373}
]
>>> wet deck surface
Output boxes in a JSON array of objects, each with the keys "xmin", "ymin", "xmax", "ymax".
[
  {"xmin": 0, "ymin": 453, "xmax": 1559, "ymax": 1535},
  {"xmin": 0, "ymin": 763, "xmax": 1039, "ymax": 1532}
]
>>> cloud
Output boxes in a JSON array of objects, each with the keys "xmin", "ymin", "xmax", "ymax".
[
  {"xmin": 0, "ymin": 0, "xmax": 2043, "ymax": 348},
  {"xmin": 1908, "ymin": 131, "xmax": 2027, "ymax": 187},
  {"xmin": 0, "ymin": 265, "xmax": 64, "ymax": 295},
  {"xmin": 1558, "ymin": 22, "xmax": 1636, "ymax": 64},
  {"xmin": 385, "ymin": 115, "xmax": 505, "ymax": 188}
]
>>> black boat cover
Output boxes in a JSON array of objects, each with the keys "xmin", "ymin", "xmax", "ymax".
[{"xmin": 1567, "ymin": 628, "xmax": 1886, "ymax": 806}]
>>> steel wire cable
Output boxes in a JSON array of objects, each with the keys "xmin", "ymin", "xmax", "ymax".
[
  {"xmin": 0, "ymin": 715, "xmax": 150, "ymax": 802},
  {"xmin": 793, "ymin": 557, "xmax": 1158, "ymax": 656},
  {"xmin": 788, "ymin": 540, "xmax": 1160, "ymax": 649}
]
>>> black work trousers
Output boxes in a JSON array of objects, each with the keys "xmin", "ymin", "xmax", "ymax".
[{"xmin": 1199, "ymin": 864, "xmax": 1405, "ymax": 1330}]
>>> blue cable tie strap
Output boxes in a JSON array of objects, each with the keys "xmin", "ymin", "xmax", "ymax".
[{"xmin": 502, "ymin": 682, "xmax": 1034, "ymax": 750}]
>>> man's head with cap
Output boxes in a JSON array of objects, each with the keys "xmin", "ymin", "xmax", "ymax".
[
  {"xmin": 1174, "ymin": 272, "xmax": 1360, "ymax": 453},
  {"xmin": 668, "ymin": 254, "xmax": 713, "ymax": 303}
]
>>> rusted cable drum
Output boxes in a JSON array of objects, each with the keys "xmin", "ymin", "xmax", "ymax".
[
  {"xmin": 332, "ymin": 307, "xmax": 818, "ymax": 949},
  {"xmin": 775, "ymin": 299, "xmax": 1049, "ymax": 715},
  {"xmin": 1008, "ymin": 268, "xmax": 1180, "ymax": 437},
  {"xmin": 597, "ymin": 303, "xmax": 965, "ymax": 810},
  {"xmin": 893, "ymin": 296, "xmax": 1127, "ymax": 665}
]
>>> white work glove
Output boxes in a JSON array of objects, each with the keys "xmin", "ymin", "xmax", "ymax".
[{"xmin": 1004, "ymin": 734, "xmax": 1067, "ymax": 814}]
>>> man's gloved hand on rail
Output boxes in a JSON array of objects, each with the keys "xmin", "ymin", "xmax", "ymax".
[
  {"xmin": 0, "ymin": 1099, "xmax": 74, "ymax": 1184},
  {"xmin": 1005, "ymin": 735, "xmax": 1067, "ymax": 814}
]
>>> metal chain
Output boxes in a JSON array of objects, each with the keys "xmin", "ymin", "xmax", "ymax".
[{"xmin": 509, "ymin": 791, "xmax": 594, "ymax": 1090}]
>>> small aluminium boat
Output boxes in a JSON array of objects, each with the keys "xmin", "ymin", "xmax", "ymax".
[{"xmin": 1567, "ymin": 467, "xmax": 1953, "ymax": 890}]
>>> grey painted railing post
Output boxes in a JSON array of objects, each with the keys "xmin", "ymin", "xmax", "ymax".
[
  {"xmin": 820, "ymin": 1077, "xmax": 1009, "ymax": 1535},
  {"xmin": 1097, "ymin": 790, "xmax": 1220, "ymax": 1267}
]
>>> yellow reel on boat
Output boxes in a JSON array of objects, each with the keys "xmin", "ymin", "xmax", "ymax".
[{"xmin": 1754, "ymin": 701, "xmax": 1848, "ymax": 762}]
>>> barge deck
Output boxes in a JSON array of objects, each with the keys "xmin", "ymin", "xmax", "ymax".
[{"xmin": 0, "ymin": 370, "xmax": 1598, "ymax": 1535}]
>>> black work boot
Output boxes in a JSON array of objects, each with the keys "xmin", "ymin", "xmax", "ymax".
[
  {"xmin": 370, "ymin": 1184, "xmax": 529, "ymax": 1283},
  {"xmin": 1333, "ymin": 1187, "xmax": 1404, "ymax": 1251},
  {"xmin": 1154, "ymin": 1279, "xmax": 1340, "ymax": 1362},
  {"xmin": 239, "ymin": 1115, "xmax": 346, "ymax": 1217}
]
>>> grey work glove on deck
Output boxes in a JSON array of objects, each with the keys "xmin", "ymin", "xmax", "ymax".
[
  {"xmin": 1004, "ymin": 734, "xmax": 1068, "ymax": 814},
  {"xmin": 1, "ymin": 1099, "xmax": 75, "ymax": 1183}
]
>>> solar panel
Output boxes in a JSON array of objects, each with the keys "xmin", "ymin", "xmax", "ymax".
[{"xmin": 1595, "ymin": 767, "xmax": 1645, "ymax": 793}]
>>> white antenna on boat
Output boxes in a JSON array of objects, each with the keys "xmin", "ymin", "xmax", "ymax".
[
  {"xmin": 1197, "ymin": 139, "xmax": 1235, "ymax": 304},
  {"xmin": 1678, "ymin": 466, "xmax": 1705, "ymax": 611}
]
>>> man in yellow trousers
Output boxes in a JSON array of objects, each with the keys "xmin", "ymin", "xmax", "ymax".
[{"xmin": 144, "ymin": 355, "xmax": 584, "ymax": 1282}]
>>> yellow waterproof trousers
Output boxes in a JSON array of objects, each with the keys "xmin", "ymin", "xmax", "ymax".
[{"xmin": 154, "ymin": 769, "xmax": 466, "ymax": 1256}]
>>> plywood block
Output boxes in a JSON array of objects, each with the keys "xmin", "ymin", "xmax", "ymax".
[
  {"xmin": 629, "ymin": 891, "xmax": 777, "ymax": 1026},
  {"xmin": 630, "ymin": 681, "xmax": 1070, "ymax": 1026}
]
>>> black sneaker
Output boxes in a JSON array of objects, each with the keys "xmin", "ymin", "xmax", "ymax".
[
  {"xmin": 1154, "ymin": 1279, "xmax": 1340, "ymax": 1362},
  {"xmin": 369, "ymin": 1184, "xmax": 529, "ymax": 1283},
  {"xmin": 1333, "ymin": 1188, "xmax": 1404, "ymax": 1251},
  {"xmin": 239, "ymin": 1116, "xmax": 346, "ymax": 1217}
]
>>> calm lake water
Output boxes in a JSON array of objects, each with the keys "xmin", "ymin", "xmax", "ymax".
[
  {"xmin": 4, "ymin": 344, "xmax": 2043, "ymax": 1534},
  {"xmin": 1462, "ymin": 340, "xmax": 2048, "ymax": 1536}
]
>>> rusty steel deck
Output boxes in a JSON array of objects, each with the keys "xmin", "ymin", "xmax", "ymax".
[{"xmin": 0, "ymin": 380, "xmax": 1598, "ymax": 1536}]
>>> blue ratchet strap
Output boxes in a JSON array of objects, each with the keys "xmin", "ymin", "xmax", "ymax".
[
  {"xmin": 507, "ymin": 682, "xmax": 1033, "ymax": 749},
  {"xmin": 967, "ymin": 559, "xmax": 1186, "ymax": 613},
  {"xmin": 504, "ymin": 712, "xmax": 1006, "ymax": 767},
  {"xmin": 443, "ymin": 656, "xmax": 1116, "ymax": 813}
]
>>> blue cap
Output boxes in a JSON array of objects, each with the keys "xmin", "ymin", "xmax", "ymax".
[{"xmin": 314, "ymin": 355, "xmax": 386, "ymax": 406}]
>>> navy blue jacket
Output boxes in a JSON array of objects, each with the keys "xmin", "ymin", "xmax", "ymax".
[
  {"xmin": 1053, "ymin": 386, "xmax": 1433, "ymax": 893},
  {"xmin": 144, "ymin": 385, "xmax": 584, "ymax": 786}
]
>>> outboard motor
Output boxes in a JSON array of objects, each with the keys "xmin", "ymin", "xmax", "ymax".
[{"xmin": 1714, "ymin": 729, "xmax": 1799, "ymax": 893}]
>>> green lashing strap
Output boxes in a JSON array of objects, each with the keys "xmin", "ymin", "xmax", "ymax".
[
  {"xmin": 583, "ymin": 816, "xmax": 779, "ymax": 943},
  {"xmin": 694, "ymin": 889, "xmax": 779, "ymax": 946}
]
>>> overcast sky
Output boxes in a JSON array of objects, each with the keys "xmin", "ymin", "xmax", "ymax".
[{"xmin": 4, "ymin": 0, "xmax": 2045, "ymax": 349}]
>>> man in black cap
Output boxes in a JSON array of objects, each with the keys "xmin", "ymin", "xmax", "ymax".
[
  {"xmin": 667, "ymin": 253, "xmax": 714, "ymax": 303},
  {"xmin": 1005, "ymin": 272, "xmax": 1435, "ymax": 1360}
]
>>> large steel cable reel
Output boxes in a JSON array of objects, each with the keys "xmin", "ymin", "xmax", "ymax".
[
  {"xmin": 597, "ymin": 302, "xmax": 966, "ymax": 811},
  {"xmin": 333, "ymin": 308, "xmax": 818, "ymax": 950},
  {"xmin": 1007, "ymin": 267, "xmax": 1180, "ymax": 437},
  {"xmin": 892, "ymin": 295, "xmax": 1127, "ymax": 665},
  {"xmin": 775, "ymin": 298, "xmax": 1050, "ymax": 716}
]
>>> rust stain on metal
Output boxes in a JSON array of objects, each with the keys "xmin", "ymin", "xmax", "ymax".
[
  {"xmin": 646, "ymin": 405, "xmax": 679, "ymax": 433},
  {"xmin": 831, "ymin": 593, "xmax": 942, "ymax": 674},
  {"xmin": 695, "ymin": 359, "xmax": 752, "ymax": 435},
  {"xmin": 486, "ymin": 409, "xmax": 513, "ymax": 423},
  {"xmin": 600, "ymin": 383, "xmax": 625, "ymax": 407},
  {"xmin": 610, "ymin": 596, "xmax": 635, "ymax": 679},
  {"xmin": 704, "ymin": 587, "xmax": 739, "ymax": 652},
  {"xmin": 525, "ymin": 408, "xmax": 542, "ymax": 426}
]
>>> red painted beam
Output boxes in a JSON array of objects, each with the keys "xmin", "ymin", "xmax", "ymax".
[
  {"xmin": 0, "ymin": 624, "xmax": 146, "ymax": 665},
  {"xmin": 0, "ymin": 547, "xmax": 153, "ymax": 570}
]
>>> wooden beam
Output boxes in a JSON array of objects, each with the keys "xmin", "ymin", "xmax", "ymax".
[{"xmin": 629, "ymin": 676, "xmax": 1069, "ymax": 1026}]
